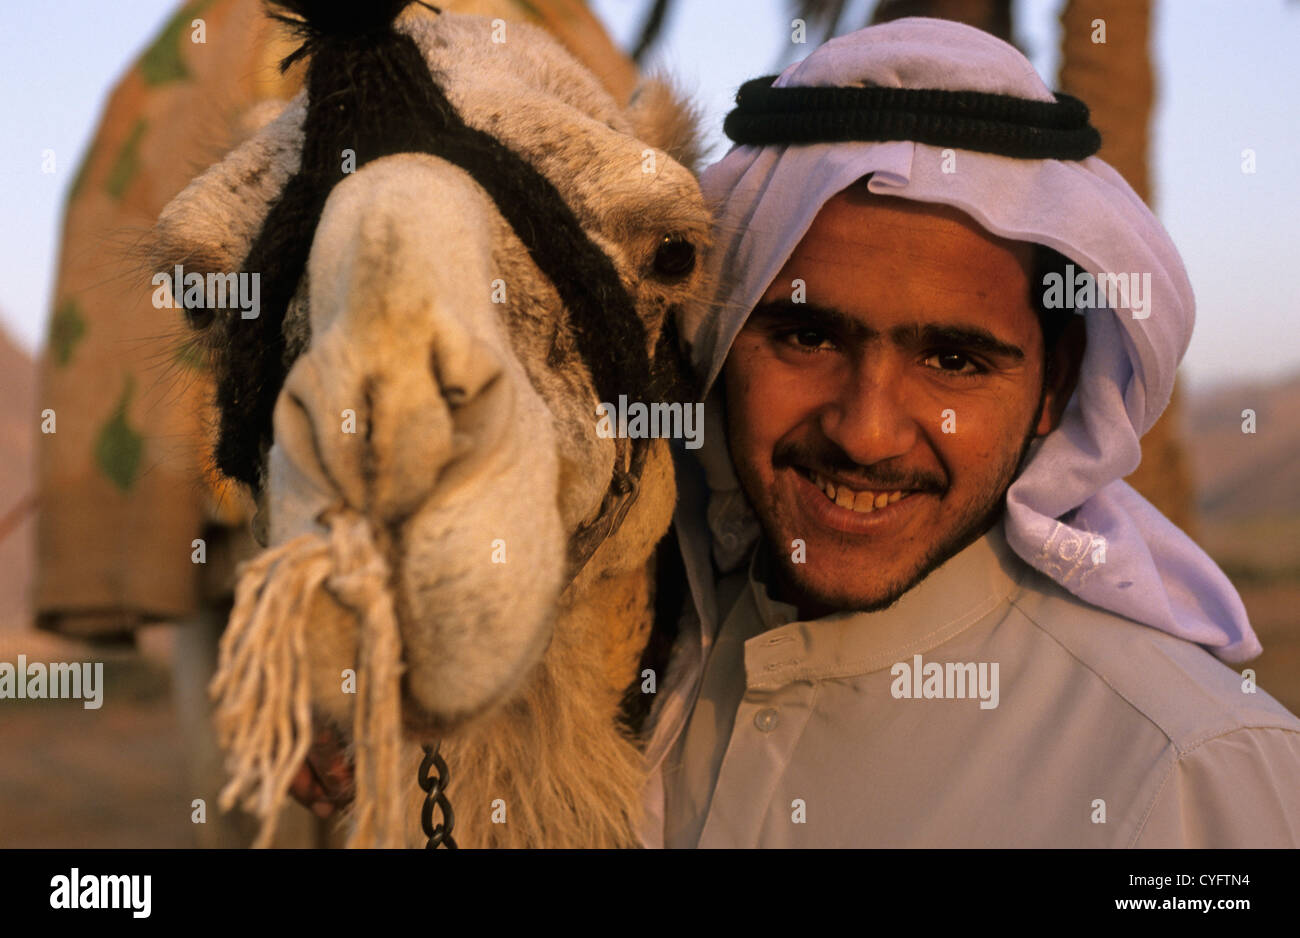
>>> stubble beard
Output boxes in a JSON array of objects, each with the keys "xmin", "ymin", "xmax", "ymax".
[{"xmin": 743, "ymin": 399, "xmax": 1045, "ymax": 617}]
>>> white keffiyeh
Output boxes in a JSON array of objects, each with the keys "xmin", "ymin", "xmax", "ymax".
[{"xmin": 683, "ymin": 17, "xmax": 1259, "ymax": 663}]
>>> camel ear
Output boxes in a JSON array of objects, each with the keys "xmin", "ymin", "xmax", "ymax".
[
  {"xmin": 149, "ymin": 94, "xmax": 306, "ymax": 331},
  {"xmin": 626, "ymin": 76, "xmax": 705, "ymax": 175}
]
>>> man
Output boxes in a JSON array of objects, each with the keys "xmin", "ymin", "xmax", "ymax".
[{"xmin": 639, "ymin": 17, "xmax": 1300, "ymax": 847}]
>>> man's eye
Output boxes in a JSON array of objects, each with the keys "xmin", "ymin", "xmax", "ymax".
[
  {"xmin": 778, "ymin": 328, "xmax": 835, "ymax": 352},
  {"xmin": 923, "ymin": 350, "xmax": 983, "ymax": 375}
]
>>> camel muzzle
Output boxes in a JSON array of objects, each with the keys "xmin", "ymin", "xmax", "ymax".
[{"xmin": 277, "ymin": 156, "xmax": 520, "ymax": 527}]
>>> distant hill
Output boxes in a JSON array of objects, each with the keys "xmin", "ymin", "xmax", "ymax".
[
  {"xmin": 0, "ymin": 323, "xmax": 36, "ymax": 629},
  {"xmin": 1183, "ymin": 371, "xmax": 1300, "ymax": 573}
]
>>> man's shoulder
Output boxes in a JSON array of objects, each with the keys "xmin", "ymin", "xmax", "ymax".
[{"xmin": 1003, "ymin": 563, "xmax": 1300, "ymax": 752}]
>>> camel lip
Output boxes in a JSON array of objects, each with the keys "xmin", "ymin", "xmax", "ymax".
[
  {"xmin": 387, "ymin": 565, "xmax": 557, "ymax": 734},
  {"xmin": 399, "ymin": 702, "xmax": 461, "ymax": 740},
  {"xmin": 396, "ymin": 667, "xmax": 488, "ymax": 739}
]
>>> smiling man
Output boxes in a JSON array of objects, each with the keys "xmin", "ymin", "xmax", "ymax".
[
  {"xmin": 726, "ymin": 189, "xmax": 1079, "ymax": 620},
  {"xmin": 639, "ymin": 18, "xmax": 1300, "ymax": 848}
]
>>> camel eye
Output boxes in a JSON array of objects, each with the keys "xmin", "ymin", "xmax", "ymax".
[{"xmin": 652, "ymin": 233, "xmax": 695, "ymax": 278}]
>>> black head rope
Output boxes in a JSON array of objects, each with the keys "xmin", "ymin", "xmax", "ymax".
[{"xmin": 723, "ymin": 75, "xmax": 1101, "ymax": 160}]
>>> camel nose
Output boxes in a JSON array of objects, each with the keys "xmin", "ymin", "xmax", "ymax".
[
  {"xmin": 365, "ymin": 323, "xmax": 508, "ymax": 522},
  {"xmin": 276, "ymin": 311, "xmax": 509, "ymax": 525},
  {"xmin": 271, "ymin": 155, "xmax": 521, "ymax": 523}
]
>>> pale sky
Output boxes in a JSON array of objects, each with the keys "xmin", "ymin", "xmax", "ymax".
[{"xmin": 1, "ymin": 0, "xmax": 1296, "ymax": 389}]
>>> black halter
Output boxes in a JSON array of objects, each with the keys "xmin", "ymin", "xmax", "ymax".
[
  {"xmin": 228, "ymin": 0, "xmax": 664, "ymax": 848},
  {"xmin": 221, "ymin": 0, "xmax": 655, "ymax": 579}
]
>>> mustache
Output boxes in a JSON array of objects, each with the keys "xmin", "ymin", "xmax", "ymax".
[{"xmin": 773, "ymin": 441, "xmax": 947, "ymax": 494}]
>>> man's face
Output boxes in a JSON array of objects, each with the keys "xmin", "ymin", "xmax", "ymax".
[{"xmin": 723, "ymin": 187, "xmax": 1066, "ymax": 617}]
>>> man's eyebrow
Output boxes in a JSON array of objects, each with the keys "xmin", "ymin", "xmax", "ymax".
[
  {"xmin": 749, "ymin": 300, "xmax": 875, "ymax": 341},
  {"xmin": 895, "ymin": 324, "xmax": 1026, "ymax": 362},
  {"xmin": 748, "ymin": 300, "xmax": 1026, "ymax": 361}
]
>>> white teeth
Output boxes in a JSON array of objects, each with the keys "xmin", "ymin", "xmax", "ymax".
[{"xmin": 808, "ymin": 471, "xmax": 911, "ymax": 513}]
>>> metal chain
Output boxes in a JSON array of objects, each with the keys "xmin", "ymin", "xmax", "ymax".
[{"xmin": 418, "ymin": 741, "xmax": 457, "ymax": 849}]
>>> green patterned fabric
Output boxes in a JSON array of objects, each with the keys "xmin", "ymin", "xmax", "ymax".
[
  {"xmin": 104, "ymin": 119, "xmax": 148, "ymax": 202},
  {"xmin": 139, "ymin": 0, "xmax": 218, "ymax": 86},
  {"xmin": 48, "ymin": 299, "xmax": 86, "ymax": 367},
  {"xmin": 94, "ymin": 375, "xmax": 144, "ymax": 493}
]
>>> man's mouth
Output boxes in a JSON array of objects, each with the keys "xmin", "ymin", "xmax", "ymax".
[{"xmin": 795, "ymin": 466, "xmax": 914, "ymax": 514}]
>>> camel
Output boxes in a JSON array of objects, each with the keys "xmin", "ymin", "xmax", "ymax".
[{"xmin": 150, "ymin": 0, "xmax": 711, "ymax": 848}]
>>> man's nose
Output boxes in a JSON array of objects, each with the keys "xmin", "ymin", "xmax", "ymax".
[{"xmin": 816, "ymin": 359, "xmax": 918, "ymax": 466}]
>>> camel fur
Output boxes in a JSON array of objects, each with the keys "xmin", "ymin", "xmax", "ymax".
[{"xmin": 151, "ymin": 4, "xmax": 710, "ymax": 848}]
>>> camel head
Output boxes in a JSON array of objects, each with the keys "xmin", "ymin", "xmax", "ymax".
[{"xmin": 152, "ymin": 1, "xmax": 710, "ymax": 741}]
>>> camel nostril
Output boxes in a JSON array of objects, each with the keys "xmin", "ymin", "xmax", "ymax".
[
  {"xmin": 431, "ymin": 344, "xmax": 464, "ymax": 408},
  {"xmin": 430, "ymin": 332, "xmax": 502, "ymax": 412},
  {"xmin": 273, "ymin": 387, "xmax": 359, "ymax": 512}
]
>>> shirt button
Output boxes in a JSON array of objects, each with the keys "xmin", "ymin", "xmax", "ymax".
[{"xmin": 754, "ymin": 708, "xmax": 779, "ymax": 732}]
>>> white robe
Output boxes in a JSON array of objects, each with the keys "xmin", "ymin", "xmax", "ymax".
[{"xmin": 638, "ymin": 459, "xmax": 1300, "ymax": 848}]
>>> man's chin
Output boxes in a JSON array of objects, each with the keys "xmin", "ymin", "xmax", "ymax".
[
  {"xmin": 745, "ymin": 464, "xmax": 1014, "ymax": 619},
  {"xmin": 769, "ymin": 551, "xmax": 923, "ymax": 617}
]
